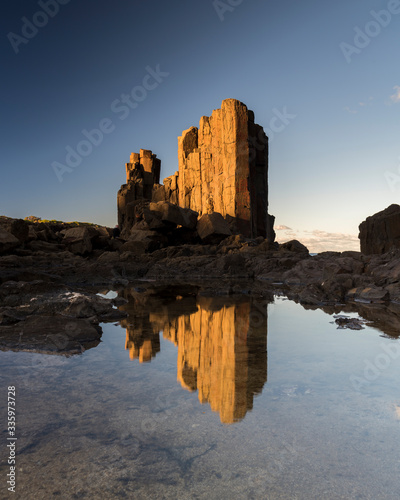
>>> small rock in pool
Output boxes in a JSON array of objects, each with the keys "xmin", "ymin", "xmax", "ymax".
[{"xmin": 334, "ymin": 316, "xmax": 365, "ymax": 330}]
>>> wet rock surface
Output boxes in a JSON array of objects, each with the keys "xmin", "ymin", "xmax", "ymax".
[
  {"xmin": 0, "ymin": 316, "xmax": 102, "ymax": 354},
  {"xmin": 2, "ymin": 214, "xmax": 400, "ymax": 354},
  {"xmin": 333, "ymin": 315, "xmax": 369, "ymax": 330}
]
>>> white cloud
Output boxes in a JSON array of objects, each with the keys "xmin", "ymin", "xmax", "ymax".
[
  {"xmin": 274, "ymin": 225, "xmax": 292, "ymax": 231},
  {"xmin": 275, "ymin": 227, "xmax": 359, "ymax": 253},
  {"xmin": 344, "ymin": 106, "xmax": 357, "ymax": 114},
  {"xmin": 390, "ymin": 85, "xmax": 400, "ymax": 104}
]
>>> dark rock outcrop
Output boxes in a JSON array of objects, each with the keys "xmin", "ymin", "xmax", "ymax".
[
  {"xmin": 63, "ymin": 227, "xmax": 93, "ymax": 255},
  {"xmin": 117, "ymin": 149, "xmax": 161, "ymax": 233},
  {"xmin": 0, "ymin": 228, "xmax": 20, "ymax": 254},
  {"xmin": 359, "ymin": 204, "xmax": 400, "ymax": 254}
]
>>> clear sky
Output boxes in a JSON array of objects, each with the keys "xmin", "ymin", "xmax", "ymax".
[{"xmin": 1, "ymin": 0, "xmax": 399, "ymax": 252}]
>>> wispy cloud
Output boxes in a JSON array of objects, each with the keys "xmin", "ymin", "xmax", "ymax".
[
  {"xmin": 345, "ymin": 96, "xmax": 373, "ymax": 113},
  {"xmin": 274, "ymin": 225, "xmax": 292, "ymax": 231},
  {"xmin": 274, "ymin": 226, "xmax": 359, "ymax": 253},
  {"xmin": 390, "ymin": 85, "xmax": 400, "ymax": 104},
  {"xmin": 344, "ymin": 106, "xmax": 358, "ymax": 114},
  {"xmin": 302, "ymin": 229, "xmax": 359, "ymax": 252}
]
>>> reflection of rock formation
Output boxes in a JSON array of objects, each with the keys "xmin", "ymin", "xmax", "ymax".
[
  {"xmin": 118, "ymin": 286, "xmax": 198, "ymax": 363},
  {"xmin": 164, "ymin": 297, "xmax": 268, "ymax": 424},
  {"xmin": 313, "ymin": 302, "xmax": 400, "ymax": 339},
  {"xmin": 118, "ymin": 286, "xmax": 270, "ymax": 423},
  {"xmin": 123, "ymin": 319, "xmax": 161, "ymax": 362},
  {"xmin": 119, "ymin": 293, "xmax": 161, "ymax": 363}
]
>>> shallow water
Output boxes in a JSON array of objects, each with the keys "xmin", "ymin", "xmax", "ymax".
[{"xmin": 0, "ymin": 291, "xmax": 399, "ymax": 499}]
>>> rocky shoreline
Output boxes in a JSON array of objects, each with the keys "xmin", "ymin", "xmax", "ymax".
[{"xmin": 1, "ymin": 214, "xmax": 400, "ymax": 355}]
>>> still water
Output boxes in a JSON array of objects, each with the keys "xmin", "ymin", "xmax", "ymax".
[{"xmin": 0, "ymin": 288, "xmax": 399, "ymax": 499}]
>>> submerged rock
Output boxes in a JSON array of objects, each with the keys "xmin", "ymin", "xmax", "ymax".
[
  {"xmin": 333, "ymin": 315, "xmax": 368, "ymax": 330},
  {"xmin": 0, "ymin": 316, "xmax": 102, "ymax": 354}
]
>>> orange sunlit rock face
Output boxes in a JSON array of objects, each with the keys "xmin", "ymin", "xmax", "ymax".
[
  {"xmin": 117, "ymin": 99, "xmax": 275, "ymax": 240},
  {"xmin": 118, "ymin": 287, "xmax": 269, "ymax": 423},
  {"xmin": 175, "ymin": 99, "xmax": 270, "ymax": 238}
]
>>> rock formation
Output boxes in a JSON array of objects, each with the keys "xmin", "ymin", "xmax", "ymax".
[
  {"xmin": 359, "ymin": 204, "xmax": 400, "ymax": 254},
  {"xmin": 117, "ymin": 149, "xmax": 161, "ymax": 231},
  {"xmin": 175, "ymin": 99, "xmax": 273, "ymax": 239},
  {"xmin": 117, "ymin": 99, "xmax": 275, "ymax": 241}
]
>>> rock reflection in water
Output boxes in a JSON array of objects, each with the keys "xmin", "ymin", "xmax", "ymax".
[
  {"xmin": 301, "ymin": 300, "xmax": 400, "ymax": 339},
  {"xmin": 119, "ymin": 287, "xmax": 271, "ymax": 423}
]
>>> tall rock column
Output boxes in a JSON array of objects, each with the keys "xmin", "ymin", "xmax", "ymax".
[
  {"xmin": 177, "ymin": 99, "xmax": 273, "ymax": 238},
  {"xmin": 118, "ymin": 149, "xmax": 161, "ymax": 233}
]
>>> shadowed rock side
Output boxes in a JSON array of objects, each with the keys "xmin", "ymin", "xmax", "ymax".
[
  {"xmin": 359, "ymin": 204, "xmax": 400, "ymax": 254},
  {"xmin": 117, "ymin": 149, "xmax": 161, "ymax": 232},
  {"xmin": 119, "ymin": 288, "xmax": 269, "ymax": 424},
  {"xmin": 117, "ymin": 99, "xmax": 275, "ymax": 241}
]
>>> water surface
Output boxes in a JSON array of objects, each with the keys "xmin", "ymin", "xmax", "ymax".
[{"xmin": 0, "ymin": 291, "xmax": 399, "ymax": 499}]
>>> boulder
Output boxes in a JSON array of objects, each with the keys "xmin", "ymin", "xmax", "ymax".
[
  {"xmin": 197, "ymin": 212, "xmax": 232, "ymax": 243},
  {"xmin": 62, "ymin": 292, "xmax": 125, "ymax": 321},
  {"xmin": 128, "ymin": 229, "xmax": 167, "ymax": 252},
  {"xmin": 85, "ymin": 226, "xmax": 112, "ymax": 250},
  {"xmin": 27, "ymin": 241, "xmax": 65, "ymax": 253},
  {"xmin": 142, "ymin": 208, "xmax": 166, "ymax": 230},
  {"xmin": 63, "ymin": 227, "xmax": 92, "ymax": 255},
  {"xmin": 346, "ymin": 286, "xmax": 390, "ymax": 303},
  {"xmin": 280, "ymin": 240, "xmax": 309, "ymax": 254},
  {"xmin": 359, "ymin": 204, "xmax": 400, "ymax": 254},
  {"xmin": 8, "ymin": 219, "xmax": 29, "ymax": 243},
  {"xmin": 149, "ymin": 201, "xmax": 198, "ymax": 229},
  {"xmin": 27, "ymin": 225, "xmax": 38, "ymax": 241},
  {"xmin": 120, "ymin": 240, "xmax": 147, "ymax": 256},
  {"xmin": 0, "ymin": 228, "xmax": 20, "ymax": 254}
]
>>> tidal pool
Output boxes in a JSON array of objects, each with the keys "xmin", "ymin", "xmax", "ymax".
[{"xmin": 0, "ymin": 290, "xmax": 399, "ymax": 499}]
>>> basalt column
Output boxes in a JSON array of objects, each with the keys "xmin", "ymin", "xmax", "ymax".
[
  {"xmin": 117, "ymin": 149, "xmax": 161, "ymax": 233},
  {"xmin": 177, "ymin": 99, "xmax": 274, "ymax": 239}
]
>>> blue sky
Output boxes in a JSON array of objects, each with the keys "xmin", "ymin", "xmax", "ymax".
[{"xmin": 1, "ymin": 0, "xmax": 399, "ymax": 251}]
